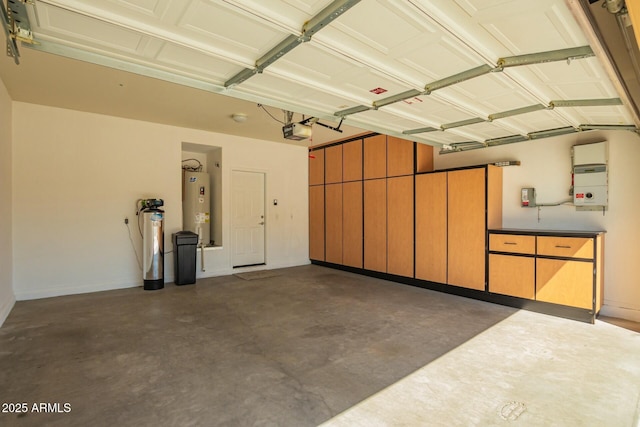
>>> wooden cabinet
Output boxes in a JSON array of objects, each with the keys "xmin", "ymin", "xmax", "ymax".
[
  {"xmin": 325, "ymin": 145, "xmax": 343, "ymax": 184},
  {"xmin": 537, "ymin": 236, "xmax": 593, "ymax": 259},
  {"xmin": 536, "ymin": 258, "xmax": 593, "ymax": 309},
  {"xmin": 387, "ymin": 176, "xmax": 413, "ymax": 277},
  {"xmin": 387, "ymin": 137, "xmax": 414, "ymax": 177},
  {"xmin": 309, "ymin": 148, "xmax": 324, "ymax": 186},
  {"xmin": 342, "ymin": 181, "xmax": 363, "ymax": 268},
  {"xmin": 414, "ymin": 166, "xmax": 501, "ymax": 290},
  {"xmin": 325, "ymin": 184, "xmax": 343, "ymax": 264},
  {"xmin": 489, "ymin": 234, "xmax": 535, "ymax": 254},
  {"xmin": 489, "ymin": 254, "xmax": 535, "ymax": 299},
  {"xmin": 310, "ymin": 133, "xmax": 604, "ymax": 323},
  {"xmin": 364, "ymin": 135, "xmax": 386, "ymax": 179},
  {"xmin": 488, "ymin": 234, "xmax": 535, "ymax": 299},
  {"xmin": 535, "ymin": 235, "xmax": 601, "ymax": 310},
  {"xmin": 343, "ymin": 139, "xmax": 363, "ymax": 182},
  {"xmin": 489, "ymin": 230, "xmax": 604, "ymax": 316},
  {"xmin": 447, "ymin": 168, "xmax": 488, "ymax": 291},
  {"xmin": 364, "ymin": 178, "xmax": 386, "ymax": 272},
  {"xmin": 308, "ymin": 185, "xmax": 324, "ymax": 261},
  {"xmin": 415, "ymin": 172, "xmax": 447, "ymax": 283}
]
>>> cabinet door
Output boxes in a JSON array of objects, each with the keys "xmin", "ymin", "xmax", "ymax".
[
  {"xmin": 489, "ymin": 254, "xmax": 534, "ymax": 299},
  {"xmin": 536, "ymin": 259, "xmax": 593, "ymax": 309},
  {"xmin": 448, "ymin": 168, "xmax": 486, "ymax": 290},
  {"xmin": 364, "ymin": 178, "xmax": 386, "ymax": 272},
  {"xmin": 325, "ymin": 145, "xmax": 343, "ymax": 184},
  {"xmin": 309, "ymin": 149, "xmax": 324, "ymax": 186},
  {"xmin": 415, "ymin": 173, "xmax": 447, "ymax": 283},
  {"xmin": 325, "ymin": 183, "xmax": 343, "ymax": 264},
  {"xmin": 343, "ymin": 139, "xmax": 363, "ymax": 182},
  {"xmin": 343, "ymin": 181, "xmax": 363, "ymax": 268},
  {"xmin": 387, "ymin": 136, "xmax": 414, "ymax": 177},
  {"xmin": 309, "ymin": 186, "xmax": 324, "ymax": 261},
  {"xmin": 364, "ymin": 135, "xmax": 386, "ymax": 179},
  {"xmin": 387, "ymin": 176, "xmax": 413, "ymax": 277}
]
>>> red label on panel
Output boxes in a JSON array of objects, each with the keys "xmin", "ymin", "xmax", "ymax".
[
  {"xmin": 369, "ymin": 87, "xmax": 387, "ymax": 94},
  {"xmin": 576, "ymin": 193, "xmax": 585, "ymax": 198}
]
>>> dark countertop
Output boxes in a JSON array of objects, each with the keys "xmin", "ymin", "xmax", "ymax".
[{"xmin": 489, "ymin": 228, "xmax": 605, "ymax": 237}]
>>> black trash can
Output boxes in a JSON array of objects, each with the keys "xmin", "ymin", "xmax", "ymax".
[{"xmin": 172, "ymin": 231, "xmax": 198, "ymax": 285}]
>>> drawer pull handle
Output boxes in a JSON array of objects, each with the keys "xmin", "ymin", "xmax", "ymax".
[
  {"xmin": 504, "ymin": 242, "xmax": 518, "ymax": 245},
  {"xmin": 555, "ymin": 245, "xmax": 571, "ymax": 249}
]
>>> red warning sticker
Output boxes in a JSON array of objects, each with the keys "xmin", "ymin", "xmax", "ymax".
[
  {"xmin": 370, "ymin": 87, "xmax": 387, "ymax": 94},
  {"xmin": 576, "ymin": 193, "xmax": 585, "ymax": 199}
]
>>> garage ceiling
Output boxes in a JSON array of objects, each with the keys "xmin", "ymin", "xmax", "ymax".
[{"xmin": 2, "ymin": 0, "xmax": 639, "ymax": 149}]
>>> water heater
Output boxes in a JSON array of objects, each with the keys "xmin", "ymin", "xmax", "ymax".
[{"xmin": 183, "ymin": 171, "xmax": 211, "ymax": 246}]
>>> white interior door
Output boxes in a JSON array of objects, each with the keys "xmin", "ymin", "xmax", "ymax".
[{"xmin": 232, "ymin": 170, "xmax": 265, "ymax": 267}]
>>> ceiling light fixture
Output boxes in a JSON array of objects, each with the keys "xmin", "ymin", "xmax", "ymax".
[{"xmin": 231, "ymin": 113, "xmax": 248, "ymax": 123}]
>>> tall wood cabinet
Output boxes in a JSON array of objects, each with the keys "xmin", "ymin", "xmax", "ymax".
[
  {"xmin": 309, "ymin": 148, "xmax": 325, "ymax": 261},
  {"xmin": 415, "ymin": 172, "xmax": 447, "ymax": 283},
  {"xmin": 310, "ymin": 133, "xmax": 418, "ymax": 273},
  {"xmin": 415, "ymin": 165, "xmax": 502, "ymax": 291},
  {"xmin": 325, "ymin": 183, "xmax": 343, "ymax": 264},
  {"xmin": 308, "ymin": 185, "xmax": 324, "ymax": 261},
  {"xmin": 387, "ymin": 175, "xmax": 413, "ymax": 277},
  {"xmin": 342, "ymin": 181, "xmax": 363, "ymax": 268},
  {"xmin": 364, "ymin": 178, "xmax": 386, "ymax": 272}
]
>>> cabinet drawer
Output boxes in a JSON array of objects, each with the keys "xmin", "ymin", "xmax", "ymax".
[
  {"xmin": 537, "ymin": 236, "xmax": 593, "ymax": 259},
  {"xmin": 489, "ymin": 234, "xmax": 535, "ymax": 254}
]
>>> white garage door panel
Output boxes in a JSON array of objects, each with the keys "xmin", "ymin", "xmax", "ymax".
[
  {"xmin": 388, "ymin": 95, "xmax": 480, "ymax": 126},
  {"xmin": 447, "ymin": 121, "xmax": 519, "ymax": 141},
  {"xmin": 35, "ymin": 4, "xmax": 147, "ymax": 54},
  {"xmin": 155, "ymin": 43, "xmax": 245, "ymax": 82},
  {"xmin": 397, "ymin": 37, "xmax": 487, "ymax": 82},
  {"xmin": 437, "ymin": 73, "xmax": 540, "ymax": 114},
  {"xmin": 454, "ymin": 0, "xmax": 587, "ymax": 52},
  {"xmin": 421, "ymin": 131, "xmax": 477, "ymax": 145},
  {"xmin": 177, "ymin": 1, "xmax": 290, "ymax": 57},
  {"xmin": 19, "ymin": 0, "xmax": 638, "ymax": 146},
  {"xmin": 113, "ymin": 0, "xmax": 171, "ymax": 18},
  {"xmin": 351, "ymin": 109, "xmax": 427, "ymax": 133},
  {"xmin": 237, "ymin": 73, "xmax": 363, "ymax": 112},
  {"xmin": 230, "ymin": 0, "xmax": 334, "ymax": 29},
  {"xmin": 497, "ymin": 110, "xmax": 571, "ymax": 133}
]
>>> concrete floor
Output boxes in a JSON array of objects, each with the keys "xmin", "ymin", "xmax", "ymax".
[{"xmin": 1, "ymin": 265, "xmax": 638, "ymax": 426}]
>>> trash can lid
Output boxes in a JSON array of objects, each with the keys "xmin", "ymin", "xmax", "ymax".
[{"xmin": 173, "ymin": 231, "xmax": 199, "ymax": 244}]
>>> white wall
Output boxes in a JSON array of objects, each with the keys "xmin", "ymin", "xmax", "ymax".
[
  {"xmin": 12, "ymin": 102, "xmax": 309, "ymax": 300},
  {"xmin": 0, "ymin": 78, "xmax": 15, "ymax": 326},
  {"xmin": 434, "ymin": 130, "xmax": 640, "ymax": 321}
]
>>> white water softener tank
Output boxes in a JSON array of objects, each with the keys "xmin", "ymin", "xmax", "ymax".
[
  {"xmin": 183, "ymin": 171, "xmax": 211, "ymax": 246},
  {"xmin": 142, "ymin": 199, "xmax": 164, "ymax": 290}
]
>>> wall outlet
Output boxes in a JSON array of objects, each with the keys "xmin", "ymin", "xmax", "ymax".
[{"xmin": 124, "ymin": 217, "xmax": 129, "ymax": 224}]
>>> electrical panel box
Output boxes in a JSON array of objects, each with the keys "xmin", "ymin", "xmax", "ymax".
[
  {"xmin": 572, "ymin": 142, "xmax": 608, "ymax": 210},
  {"xmin": 574, "ymin": 165, "xmax": 608, "ymax": 206},
  {"xmin": 521, "ymin": 187, "xmax": 536, "ymax": 207}
]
